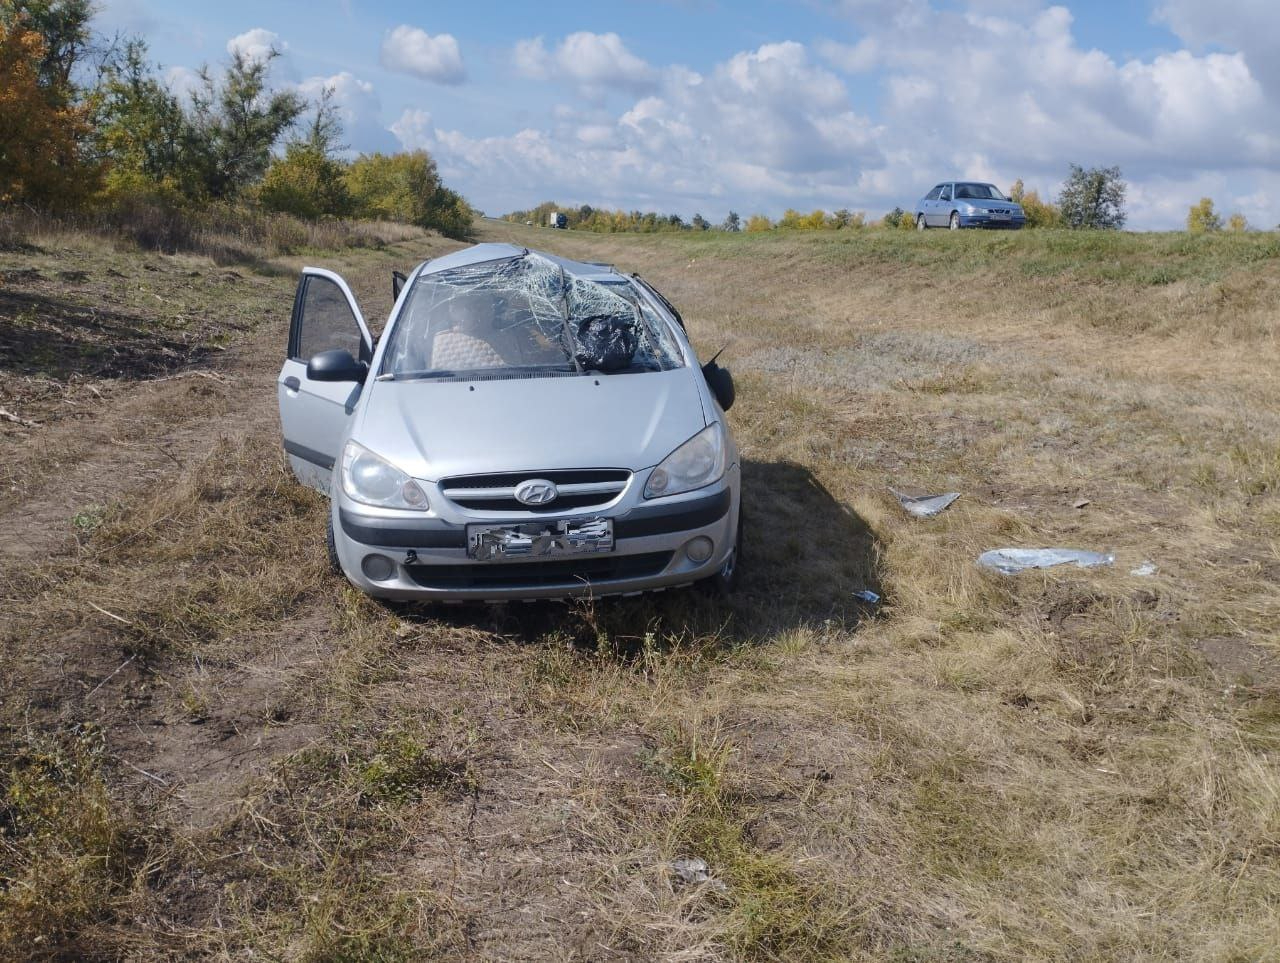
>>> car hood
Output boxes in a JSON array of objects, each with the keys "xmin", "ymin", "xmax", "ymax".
[{"xmin": 354, "ymin": 369, "xmax": 709, "ymax": 480}]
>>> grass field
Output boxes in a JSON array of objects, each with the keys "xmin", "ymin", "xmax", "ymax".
[{"xmin": 2, "ymin": 216, "xmax": 1278, "ymax": 960}]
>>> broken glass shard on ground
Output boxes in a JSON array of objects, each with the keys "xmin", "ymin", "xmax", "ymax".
[
  {"xmin": 978, "ymin": 548, "xmax": 1115, "ymax": 574},
  {"xmin": 1130, "ymin": 561, "xmax": 1158, "ymax": 577},
  {"xmin": 890, "ymin": 488, "xmax": 961, "ymax": 518}
]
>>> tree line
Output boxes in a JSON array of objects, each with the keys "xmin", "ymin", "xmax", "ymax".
[
  {"xmin": 507, "ymin": 166, "xmax": 1264, "ymax": 236},
  {"xmin": 0, "ymin": 1, "xmax": 471, "ymax": 239}
]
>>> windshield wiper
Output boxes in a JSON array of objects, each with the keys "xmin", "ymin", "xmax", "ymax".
[{"xmin": 379, "ymin": 369, "xmax": 460, "ymax": 382}]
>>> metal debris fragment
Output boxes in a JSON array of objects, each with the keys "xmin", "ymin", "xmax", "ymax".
[
  {"xmin": 977, "ymin": 548, "xmax": 1115, "ymax": 574},
  {"xmin": 889, "ymin": 488, "xmax": 961, "ymax": 518}
]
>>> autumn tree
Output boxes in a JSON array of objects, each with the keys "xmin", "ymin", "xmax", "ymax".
[
  {"xmin": 346, "ymin": 150, "xmax": 471, "ymax": 238},
  {"xmin": 1227, "ymin": 212, "xmax": 1248, "ymax": 233},
  {"xmin": 1009, "ymin": 178, "xmax": 1061, "ymax": 228},
  {"xmin": 0, "ymin": 0, "xmax": 93, "ymax": 101},
  {"xmin": 0, "ymin": 18, "xmax": 97, "ymax": 207},
  {"xmin": 1186, "ymin": 197, "xmax": 1222, "ymax": 233}
]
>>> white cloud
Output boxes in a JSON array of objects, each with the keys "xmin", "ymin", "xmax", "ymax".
[
  {"xmin": 816, "ymin": 37, "xmax": 880, "ymax": 73},
  {"xmin": 390, "ymin": 108, "xmax": 434, "ymax": 150},
  {"xmin": 398, "ymin": 40, "xmax": 882, "ymax": 216},
  {"xmin": 1155, "ymin": 0, "xmax": 1280, "ymax": 96},
  {"xmin": 812, "ymin": 2, "xmax": 1279, "ymax": 225},
  {"xmin": 513, "ymin": 32, "xmax": 657, "ymax": 95},
  {"xmin": 227, "ymin": 27, "xmax": 285, "ymax": 64},
  {"xmin": 380, "ymin": 26, "xmax": 466, "ymax": 85}
]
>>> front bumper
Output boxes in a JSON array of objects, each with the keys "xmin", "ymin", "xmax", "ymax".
[
  {"xmin": 332, "ymin": 468, "xmax": 740, "ymax": 601},
  {"xmin": 958, "ymin": 213, "xmax": 1025, "ymax": 229}
]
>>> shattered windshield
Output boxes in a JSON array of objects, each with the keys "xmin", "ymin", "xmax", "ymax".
[{"xmin": 379, "ymin": 254, "xmax": 685, "ymax": 381}]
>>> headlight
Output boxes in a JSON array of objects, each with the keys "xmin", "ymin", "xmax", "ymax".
[
  {"xmin": 341, "ymin": 440, "xmax": 429, "ymax": 511},
  {"xmin": 644, "ymin": 423, "xmax": 726, "ymax": 499}
]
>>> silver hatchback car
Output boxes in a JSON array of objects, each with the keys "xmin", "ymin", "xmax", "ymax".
[{"xmin": 277, "ymin": 243, "xmax": 741, "ymax": 602}]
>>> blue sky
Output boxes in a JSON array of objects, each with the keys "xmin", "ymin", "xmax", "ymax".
[{"xmin": 99, "ymin": 0, "xmax": 1280, "ymax": 228}]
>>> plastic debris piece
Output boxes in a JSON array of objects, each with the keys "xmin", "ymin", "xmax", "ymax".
[
  {"xmin": 853, "ymin": 589, "xmax": 881, "ymax": 603},
  {"xmin": 977, "ymin": 548, "xmax": 1115, "ymax": 574},
  {"xmin": 889, "ymin": 488, "xmax": 961, "ymax": 518},
  {"xmin": 574, "ymin": 313, "xmax": 638, "ymax": 371},
  {"xmin": 1130, "ymin": 561, "xmax": 1157, "ymax": 577},
  {"xmin": 670, "ymin": 857, "xmax": 727, "ymax": 892}
]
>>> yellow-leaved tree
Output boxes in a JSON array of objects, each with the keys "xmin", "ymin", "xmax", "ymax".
[
  {"xmin": 1009, "ymin": 179, "xmax": 1062, "ymax": 228},
  {"xmin": 1186, "ymin": 197, "xmax": 1222, "ymax": 234},
  {"xmin": 0, "ymin": 20, "xmax": 97, "ymax": 208}
]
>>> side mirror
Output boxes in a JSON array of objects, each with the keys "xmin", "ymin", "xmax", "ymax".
[
  {"xmin": 702, "ymin": 361, "xmax": 735, "ymax": 412},
  {"xmin": 307, "ymin": 349, "xmax": 367, "ymax": 383}
]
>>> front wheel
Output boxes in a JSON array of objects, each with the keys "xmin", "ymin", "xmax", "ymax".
[
  {"xmin": 916, "ymin": 214, "xmax": 927, "ymax": 231},
  {"xmin": 949, "ymin": 212, "xmax": 961, "ymax": 230}
]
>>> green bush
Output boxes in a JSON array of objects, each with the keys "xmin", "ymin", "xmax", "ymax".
[{"xmin": 259, "ymin": 143, "xmax": 352, "ymax": 220}]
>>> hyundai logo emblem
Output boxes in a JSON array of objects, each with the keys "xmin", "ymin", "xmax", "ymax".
[{"xmin": 514, "ymin": 478, "xmax": 559, "ymax": 506}]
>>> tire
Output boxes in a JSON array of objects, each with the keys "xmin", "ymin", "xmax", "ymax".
[
  {"xmin": 949, "ymin": 212, "xmax": 961, "ymax": 231},
  {"xmin": 916, "ymin": 214, "xmax": 927, "ymax": 231},
  {"xmin": 699, "ymin": 509, "xmax": 742, "ymax": 597},
  {"xmin": 325, "ymin": 512, "xmax": 341, "ymax": 575}
]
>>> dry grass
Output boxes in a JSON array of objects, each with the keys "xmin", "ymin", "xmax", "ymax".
[
  {"xmin": 0, "ymin": 201, "xmax": 429, "ymax": 264},
  {"xmin": 2, "ymin": 219, "xmax": 1279, "ymax": 959}
]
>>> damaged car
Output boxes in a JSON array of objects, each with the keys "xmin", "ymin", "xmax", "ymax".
[{"xmin": 277, "ymin": 243, "xmax": 741, "ymax": 602}]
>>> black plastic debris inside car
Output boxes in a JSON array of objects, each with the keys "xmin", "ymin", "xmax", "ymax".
[{"xmin": 575, "ymin": 314, "xmax": 638, "ymax": 371}]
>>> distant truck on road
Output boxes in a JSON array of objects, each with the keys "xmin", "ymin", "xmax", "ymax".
[{"xmin": 547, "ymin": 212, "xmax": 568, "ymax": 229}]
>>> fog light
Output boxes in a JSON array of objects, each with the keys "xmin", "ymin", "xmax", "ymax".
[
  {"xmin": 361, "ymin": 554, "xmax": 395, "ymax": 581},
  {"xmin": 685, "ymin": 536, "xmax": 714, "ymax": 563}
]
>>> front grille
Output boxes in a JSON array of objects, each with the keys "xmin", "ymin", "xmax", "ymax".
[
  {"xmin": 440, "ymin": 468, "xmax": 631, "ymax": 514},
  {"xmin": 405, "ymin": 551, "xmax": 672, "ymax": 590}
]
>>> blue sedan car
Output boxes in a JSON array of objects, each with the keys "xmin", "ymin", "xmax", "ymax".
[{"xmin": 915, "ymin": 182, "xmax": 1025, "ymax": 230}]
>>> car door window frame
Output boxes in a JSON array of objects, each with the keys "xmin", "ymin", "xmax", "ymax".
[
  {"xmin": 939, "ymin": 184, "xmax": 952, "ymax": 203},
  {"xmin": 288, "ymin": 267, "xmax": 374, "ymax": 365}
]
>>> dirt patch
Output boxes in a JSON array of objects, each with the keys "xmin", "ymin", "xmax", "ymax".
[{"xmin": 1195, "ymin": 635, "xmax": 1279, "ymax": 683}]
